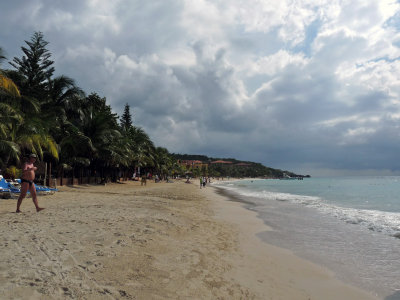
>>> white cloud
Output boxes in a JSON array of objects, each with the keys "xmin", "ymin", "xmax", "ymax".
[
  {"xmin": 234, "ymin": 0, "xmax": 289, "ymax": 32},
  {"xmin": 341, "ymin": 127, "xmax": 377, "ymax": 145},
  {"xmin": 159, "ymin": 47, "xmax": 197, "ymax": 67},
  {"xmin": 336, "ymin": 59, "xmax": 400, "ymax": 98},
  {"xmin": 245, "ymin": 50, "xmax": 308, "ymax": 77},
  {"xmin": 181, "ymin": 0, "xmax": 226, "ymax": 41},
  {"xmin": 318, "ymin": 115, "xmax": 381, "ymax": 128}
]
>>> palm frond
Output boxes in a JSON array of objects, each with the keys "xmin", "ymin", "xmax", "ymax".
[
  {"xmin": 20, "ymin": 95, "xmax": 40, "ymax": 114},
  {"xmin": 0, "ymin": 74, "xmax": 20, "ymax": 97},
  {"xmin": 0, "ymin": 139, "xmax": 20, "ymax": 163},
  {"xmin": 0, "ymin": 103, "xmax": 23, "ymax": 124}
]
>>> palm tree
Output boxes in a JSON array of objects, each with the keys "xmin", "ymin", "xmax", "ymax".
[
  {"xmin": 0, "ymin": 73, "xmax": 20, "ymax": 97},
  {"xmin": 153, "ymin": 147, "xmax": 173, "ymax": 180},
  {"xmin": 43, "ymin": 75, "xmax": 85, "ymax": 143},
  {"xmin": 79, "ymin": 98, "xmax": 125, "ymax": 180},
  {"xmin": 128, "ymin": 126, "xmax": 155, "ymax": 174},
  {"xmin": 0, "ymin": 107, "xmax": 58, "ymax": 167},
  {"xmin": 0, "ymin": 45, "xmax": 58, "ymax": 168},
  {"xmin": 0, "ymin": 47, "xmax": 20, "ymax": 97},
  {"xmin": 0, "ymin": 48, "xmax": 23, "ymax": 166},
  {"xmin": 58, "ymin": 125, "xmax": 93, "ymax": 182}
]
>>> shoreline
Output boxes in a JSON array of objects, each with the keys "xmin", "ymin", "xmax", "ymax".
[
  {"xmin": 206, "ymin": 184, "xmax": 379, "ymax": 300},
  {"xmin": 211, "ymin": 178, "xmax": 400, "ymax": 300},
  {"xmin": 0, "ymin": 180, "xmax": 379, "ymax": 299}
]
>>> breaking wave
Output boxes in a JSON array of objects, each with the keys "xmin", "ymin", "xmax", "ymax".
[{"xmin": 216, "ymin": 184, "xmax": 400, "ymax": 239}]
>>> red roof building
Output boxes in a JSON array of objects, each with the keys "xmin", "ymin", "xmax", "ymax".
[
  {"xmin": 178, "ymin": 160, "xmax": 208, "ymax": 171},
  {"xmin": 210, "ymin": 160, "xmax": 233, "ymax": 164}
]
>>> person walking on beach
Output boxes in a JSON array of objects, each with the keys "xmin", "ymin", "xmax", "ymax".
[
  {"xmin": 141, "ymin": 174, "xmax": 147, "ymax": 186},
  {"xmin": 16, "ymin": 154, "xmax": 44, "ymax": 213},
  {"xmin": 200, "ymin": 177, "xmax": 203, "ymax": 189}
]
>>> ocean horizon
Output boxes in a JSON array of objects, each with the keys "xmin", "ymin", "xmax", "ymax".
[{"xmin": 214, "ymin": 176, "xmax": 400, "ymax": 299}]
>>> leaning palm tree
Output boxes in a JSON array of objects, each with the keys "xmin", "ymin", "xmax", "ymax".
[
  {"xmin": 12, "ymin": 115, "xmax": 58, "ymax": 159},
  {"xmin": 0, "ymin": 116, "xmax": 58, "ymax": 167}
]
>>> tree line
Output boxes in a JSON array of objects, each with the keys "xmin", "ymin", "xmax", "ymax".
[{"xmin": 0, "ymin": 32, "xmax": 180, "ymax": 182}]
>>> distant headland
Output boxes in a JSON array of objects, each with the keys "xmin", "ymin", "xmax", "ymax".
[{"xmin": 172, "ymin": 153, "xmax": 311, "ymax": 179}]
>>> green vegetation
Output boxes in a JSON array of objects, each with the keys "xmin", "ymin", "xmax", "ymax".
[
  {"xmin": 0, "ymin": 32, "xmax": 177, "ymax": 182},
  {"xmin": 0, "ymin": 32, "xmax": 304, "ymax": 183},
  {"xmin": 172, "ymin": 154, "xmax": 307, "ymax": 178}
]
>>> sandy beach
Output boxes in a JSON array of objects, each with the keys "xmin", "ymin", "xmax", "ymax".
[{"xmin": 0, "ymin": 180, "xmax": 378, "ymax": 299}]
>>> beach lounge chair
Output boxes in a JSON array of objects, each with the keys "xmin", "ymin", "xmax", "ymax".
[
  {"xmin": 0, "ymin": 187, "xmax": 12, "ymax": 199},
  {"xmin": 0, "ymin": 176, "xmax": 17, "ymax": 198},
  {"xmin": 15, "ymin": 179, "xmax": 58, "ymax": 195},
  {"xmin": 35, "ymin": 185, "xmax": 58, "ymax": 195},
  {"xmin": 5, "ymin": 180, "xmax": 21, "ymax": 194},
  {"xmin": 0, "ymin": 176, "xmax": 12, "ymax": 199}
]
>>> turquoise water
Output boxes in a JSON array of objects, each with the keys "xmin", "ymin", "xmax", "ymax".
[
  {"xmin": 219, "ymin": 177, "xmax": 400, "ymax": 237},
  {"xmin": 215, "ymin": 177, "xmax": 400, "ymax": 299},
  {"xmin": 252, "ymin": 176, "xmax": 400, "ymax": 212}
]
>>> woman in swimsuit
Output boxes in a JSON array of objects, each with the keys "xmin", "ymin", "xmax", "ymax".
[{"xmin": 16, "ymin": 154, "xmax": 44, "ymax": 213}]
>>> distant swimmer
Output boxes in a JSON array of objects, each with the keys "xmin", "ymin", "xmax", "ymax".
[{"xmin": 16, "ymin": 154, "xmax": 45, "ymax": 213}]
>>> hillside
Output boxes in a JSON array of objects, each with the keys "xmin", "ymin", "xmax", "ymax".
[{"xmin": 171, "ymin": 153, "xmax": 309, "ymax": 178}]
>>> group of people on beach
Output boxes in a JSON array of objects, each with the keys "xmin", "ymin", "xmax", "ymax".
[
  {"xmin": 133, "ymin": 172, "xmax": 171, "ymax": 185},
  {"xmin": 199, "ymin": 177, "xmax": 210, "ymax": 189}
]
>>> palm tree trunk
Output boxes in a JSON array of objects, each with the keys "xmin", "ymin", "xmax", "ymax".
[{"xmin": 47, "ymin": 162, "xmax": 51, "ymax": 186}]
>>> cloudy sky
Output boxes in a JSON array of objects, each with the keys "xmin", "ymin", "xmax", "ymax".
[{"xmin": 1, "ymin": 0, "xmax": 400, "ymax": 175}]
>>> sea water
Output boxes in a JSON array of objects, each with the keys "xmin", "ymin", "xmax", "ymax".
[{"xmin": 214, "ymin": 177, "xmax": 400, "ymax": 299}]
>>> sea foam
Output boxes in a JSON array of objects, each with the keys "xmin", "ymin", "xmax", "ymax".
[{"xmin": 216, "ymin": 184, "xmax": 400, "ymax": 238}]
